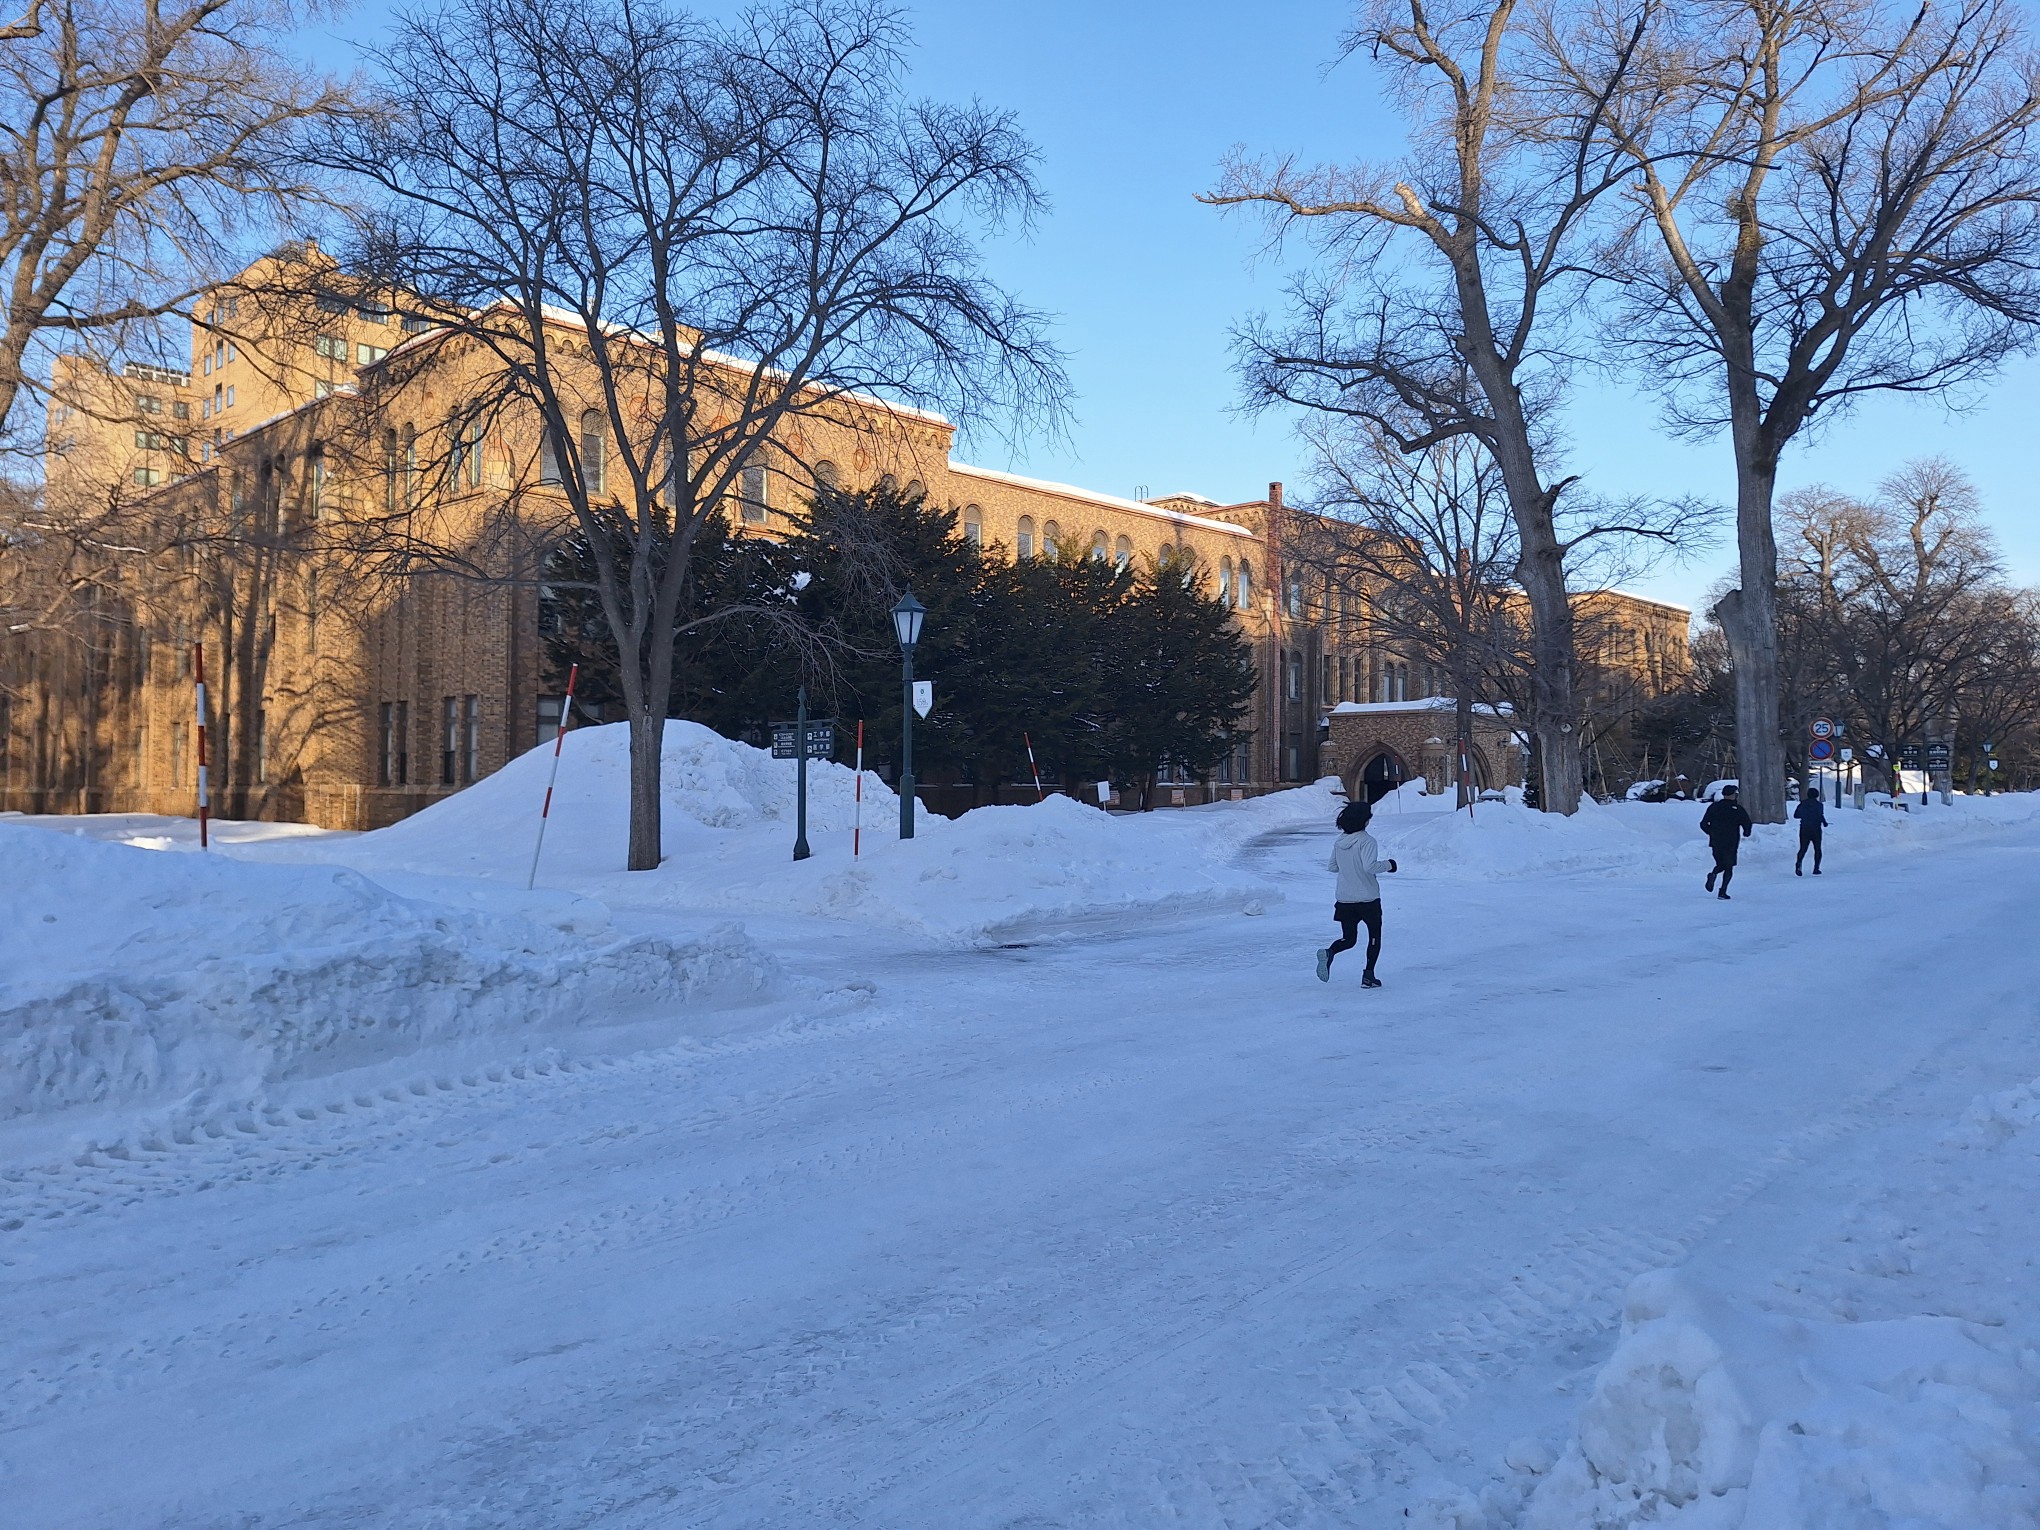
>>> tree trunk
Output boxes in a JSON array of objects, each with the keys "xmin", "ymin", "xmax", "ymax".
[
  {"xmin": 626, "ymin": 703, "xmax": 663, "ymax": 871},
  {"xmin": 1516, "ymin": 530, "xmax": 1583, "ymax": 815},
  {"xmin": 1717, "ymin": 457, "xmax": 1787, "ymax": 823},
  {"xmin": 1455, "ymin": 683, "xmax": 1476, "ymax": 810}
]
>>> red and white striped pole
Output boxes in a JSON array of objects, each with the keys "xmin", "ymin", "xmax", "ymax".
[
  {"xmin": 1023, "ymin": 731, "xmax": 1045, "ymax": 801},
  {"xmin": 853, "ymin": 719, "xmax": 864, "ymax": 858},
  {"xmin": 526, "ymin": 663, "xmax": 579, "ymax": 890},
  {"xmin": 194, "ymin": 643, "xmax": 210, "ymax": 850}
]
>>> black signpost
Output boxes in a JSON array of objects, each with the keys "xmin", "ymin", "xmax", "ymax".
[
  {"xmin": 1926, "ymin": 741, "xmax": 1952, "ymax": 807},
  {"xmin": 771, "ymin": 689, "xmax": 836, "ymax": 861}
]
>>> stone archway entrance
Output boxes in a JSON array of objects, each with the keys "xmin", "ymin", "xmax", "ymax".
[{"xmin": 1359, "ymin": 748, "xmax": 1410, "ymax": 804}]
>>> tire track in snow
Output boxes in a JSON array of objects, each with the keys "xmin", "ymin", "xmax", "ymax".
[
  {"xmin": 0, "ymin": 991, "xmax": 894, "ymax": 1239},
  {"xmin": 1083, "ymin": 999, "xmax": 2013, "ymax": 1527}
]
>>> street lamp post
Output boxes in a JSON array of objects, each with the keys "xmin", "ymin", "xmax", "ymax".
[{"xmin": 892, "ymin": 591, "xmax": 925, "ymax": 839}]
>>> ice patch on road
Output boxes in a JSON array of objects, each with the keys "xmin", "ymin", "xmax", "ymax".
[
  {"xmin": 0, "ymin": 824, "xmax": 780, "ymax": 1128},
  {"xmin": 1519, "ymin": 1270, "xmax": 2040, "ymax": 1528}
]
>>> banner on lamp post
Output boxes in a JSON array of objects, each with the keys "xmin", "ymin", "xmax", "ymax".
[{"xmin": 912, "ymin": 680, "xmax": 933, "ymax": 718}]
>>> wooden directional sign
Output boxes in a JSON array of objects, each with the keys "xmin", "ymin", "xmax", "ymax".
[
  {"xmin": 1925, "ymin": 742, "xmax": 1952, "ymax": 771},
  {"xmin": 771, "ymin": 720, "xmax": 836, "ymax": 760},
  {"xmin": 1898, "ymin": 744, "xmax": 1924, "ymax": 770}
]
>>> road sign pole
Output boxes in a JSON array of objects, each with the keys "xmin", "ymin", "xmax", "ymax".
[{"xmin": 793, "ymin": 686, "xmax": 812, "ymax": 862}]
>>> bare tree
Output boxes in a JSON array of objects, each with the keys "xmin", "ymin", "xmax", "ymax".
[
  {"xmin": 1778, "ymin": 458, "xmax": 2010, "ymax": 791},
  {"xmin": 1551, "ymin": 0, "xmax": 2040, "ymax": 820},
  {"xmin": 307, "ymin": 0, "xmax": 1065, "ymax": 870},
  {"xmin": 1953, "ymin": 587, "xmax": 2040, "ymax": 790},
  {"xmin": 0, "ymin": 0, "xmax": 348, "ymax": 448},
  {"xmin": 1204, "ymin": 0, "xmax": 1664, "ymax": 814},
  {"xmin": 1292, "ymin": 422, "xmax": 1520, "ymax": 806}
]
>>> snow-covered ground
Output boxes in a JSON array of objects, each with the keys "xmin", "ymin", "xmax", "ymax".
[{"xmin": 5, "ymin": 724, "xmax": 2040, "ymax": 1527}]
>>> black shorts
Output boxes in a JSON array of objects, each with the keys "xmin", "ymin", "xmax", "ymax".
[{"xmin": 1334, "ymin": 899, "xmax": 1383, "ymax": 927}]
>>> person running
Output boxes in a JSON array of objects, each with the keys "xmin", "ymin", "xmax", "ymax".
[
  {"xmin": 1794, "ymin": 786, "xmax": 1827, "ymax": 875},
  {"xmin": 1318, "ymin": 800, "xmax": 1398, "ymax": 987},
  {"xmin": 1701, "ymin": 785, "xmax": 1754, "ymax": 899}
]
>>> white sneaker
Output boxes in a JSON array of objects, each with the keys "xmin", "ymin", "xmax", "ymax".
[{"xmin": 1316, "ymin": 948, "xmax": 1331, "ymax": 983}]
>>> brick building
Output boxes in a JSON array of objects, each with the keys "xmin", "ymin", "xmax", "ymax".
[{"xmin": 7, "ymin": 246, "xmax": 1689, "ymax": 824}]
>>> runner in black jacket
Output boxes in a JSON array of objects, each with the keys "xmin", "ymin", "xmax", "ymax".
[
  {"xmin": 1794, "ymin": 790, "xmax": 1827, "ymax": 875},
  {"xmin": 1701, "ymin": 786, "xmax": 1754, "ymax": 900}
]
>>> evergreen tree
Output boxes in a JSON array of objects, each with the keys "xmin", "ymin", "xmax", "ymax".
[
  {"xmin": 541, "ymin": 486, "xmax": 1257, "ymax": 802},
  {"xmin": 1102, "ymin": 553, "xmax": 1258, "ymax": 808}
]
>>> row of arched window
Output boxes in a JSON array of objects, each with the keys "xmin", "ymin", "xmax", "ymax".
[{"xmin": 1216, "ymin": 556, "xmax": 1252, "ymax": 610}]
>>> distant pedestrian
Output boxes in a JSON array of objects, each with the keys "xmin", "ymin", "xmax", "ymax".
[
  {"xmin": 1794, "ymin": 787, "xmax": 1827, "ymax": 876},
  {"xmin": 1318, "ymin": 800, "xmax": 1397, "ymax": 987},
  {"xmin": 1701, "ymin": 785, "xmax": 1754, "ymax": 900}
]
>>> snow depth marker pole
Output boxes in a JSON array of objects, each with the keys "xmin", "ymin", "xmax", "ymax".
[
  {"xmin": 1023, "ymin": 732, "xmax": 1045, "ymax": 801},
  {"xmin": 853, "ymin": 719, "xmax": 864, "ymax": 858},
  {"xmin": 526, "ymin": 662, "xmax": 579, "ymax": 890},
  {"xmin": 194, "ymin": 642, "xmax": 210, "ymax": 850}
]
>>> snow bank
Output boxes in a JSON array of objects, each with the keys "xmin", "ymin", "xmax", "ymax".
[
  {"xmin": 1520, "ymin": 1271, "xmax": 2040, "ymax": 1528},
  {"xmin": 282, "ymin": 721, "xmax": 1279, "ymax": 944},
  {"xmin": 0, "ymin": 824, "xmax": 778, "ymax": 1128}
]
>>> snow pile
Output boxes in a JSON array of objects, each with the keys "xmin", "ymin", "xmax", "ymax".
[
  {"xmin": 1945, "ymin": 1075, "xmax": 2040, "ymax": 1150},
  {"xmin": 754, "ymin": 790, "xmax": 1275, "ymax": 942},
  {"xmin": 285, "ymin": 721, "xmax": 1278, "ymax": 944},
  {"xmin": 1520, "ymin": 1270, "xmax": 2040, "ymax": 1528},
  {"xmin": 334, "ymin": 717, "xmax": 900, "ymax": 880},
  {"xmin": 1373, "ymin": 793, "xmax": 1702, "ymax": 879},
  {"xmin": 0, "ymin": 823, "xmax": 778, "ymax": 1128}
]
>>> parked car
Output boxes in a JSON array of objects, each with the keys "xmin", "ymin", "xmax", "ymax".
[
  {"xmin": 1699, "ymin": 779, "xmax": 1738, "ymax": 802},
  {"xmin": 1626, "ymin": 775, "xmax": 1694, "ymax": 803}
]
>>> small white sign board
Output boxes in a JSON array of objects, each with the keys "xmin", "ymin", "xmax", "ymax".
[
  {"xmin": 1096, "ymin": 780, "xmax": 1113, "ymax": 804},
  {"xmin": 912, "ymin": 680, "xmax": 933, "ymax": 718}
]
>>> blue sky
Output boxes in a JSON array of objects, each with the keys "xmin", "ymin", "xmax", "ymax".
[{"xmin": 311, "ymin": 0, "xmax": 2040, "ymax": 614}]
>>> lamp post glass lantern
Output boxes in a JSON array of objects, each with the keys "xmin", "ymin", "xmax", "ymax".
[{"xmin": 892, "ymin": 592, "xmax": 926, "ymax": 838}]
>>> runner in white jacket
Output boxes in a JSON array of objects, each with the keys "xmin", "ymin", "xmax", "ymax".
[{"xmin": 1318, "ymin": 799, "xmax": 1397, "ymax": 987}]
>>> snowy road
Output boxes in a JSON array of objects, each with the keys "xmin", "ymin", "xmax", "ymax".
[{"xmin": 7, "ymin": 812, "xmax": 2040, "ymax": 1526}]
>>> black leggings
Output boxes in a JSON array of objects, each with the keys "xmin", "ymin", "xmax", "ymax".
[
  {"xmin": 1796, "ymin": 827, "xmax": 1822, "ymax": 872},
  {"xmin": 1329, "ymin": 900, "xmax": 1382, "ymax": 973},
  {"xmin": 1711, "ymin": 846, "xmax": 1737, "ymax": 890}
]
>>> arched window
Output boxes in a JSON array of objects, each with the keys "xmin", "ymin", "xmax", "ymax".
[
  {"xmin": 740, "ymin": 457, "xmax": 769, "ymax": 524},
  {"xmin": 382, "ymin": 428, "xmax": 399, "ymax": 513},
  {"xmin": 878, "ymin": 472, "xmax": 899, "ymax": 494},
  {"xmin": 1219, "ymin": 556, "xmax": 1234, "ymax": 607},
  {"xmin": 963, "ymin": 503, "xmax": 983, "ymax": 546},
  {"xmin": 308, "ymin": 449, "xmax": 326, "ymax": 522},
  {"xmin": 1016, "ymin": 515, "xmax": 1035, "ymax": 559},
  {"xmin": 1042, "ymin": 520, "xmax": 1060, "ymax": 558},
  {"xmin": 1286, "ymin": 571, "xmax": 1305, "ymax": 618},
  {"xmin": 1091, "ymin": 529, "xmax": 1109, "ymax": 561},
  {"xmin": 813, "ymin": 459, "xmax": 840, "ymax": 489},
  {"xmin": 1235, "ymin": 559, "xmax": 1252, "ymax": 609},
  {"xmin": 579, "ymin": 409, "xmax": 606, "ymax": 497},
  {"xmin": 905, "ymin": 478, "xmax": 925, "ymax": 501},
  {"xmin": 1114, "ymin": 534, "xmax": 1132, "ymax": 572},
  {"xmin": 402, "ymin": 426, "xmax": 418, "ymax": 509}
]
